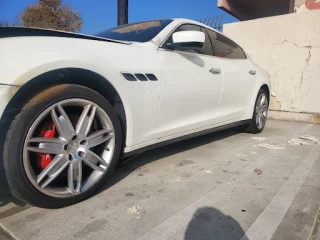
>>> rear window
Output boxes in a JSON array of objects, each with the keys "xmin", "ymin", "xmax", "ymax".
[
  {"xmin": 207, "ymin": 30, "xmax": 247, "ymax": 59},
  {"xmin": 95, "ymin": 19, "xmax": 173, "ymax": 43}
]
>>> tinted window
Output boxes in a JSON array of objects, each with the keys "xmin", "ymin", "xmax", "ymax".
[
  {"xmin": 207, "ymin": 30, "xmax": 246, "ymax": 59},
  {"xmin": 164, "ymin": 24, "xmax": 213, "ymax": 56},
  {"xmin": 95, "ymin": 19, "xmax": 173, "ymax": 42}
]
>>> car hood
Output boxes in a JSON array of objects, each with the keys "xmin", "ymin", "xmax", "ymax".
[{"xmin": 0, "ymin": 27, "xmax": 132, "ymax": 45}]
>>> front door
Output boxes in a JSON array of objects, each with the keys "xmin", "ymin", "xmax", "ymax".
[{"xmin": 157, "ymin": 24, "xmax": 223, "ymax": 138}]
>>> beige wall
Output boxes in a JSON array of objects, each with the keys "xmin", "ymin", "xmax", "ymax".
[
  {"xmin": 295, "ymin": 0, "xmax": 306, "ymax": 7},
  {"xmin": 223, "ymin": 10, "xmax": 320, "ymax": 123}
]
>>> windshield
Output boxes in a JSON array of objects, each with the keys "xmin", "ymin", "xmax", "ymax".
[{"xmin": 95, "ymin": 19, "xmax": 173, "ymax": 42}]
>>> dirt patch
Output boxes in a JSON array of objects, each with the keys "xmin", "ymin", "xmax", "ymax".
[
  {"xmin": 251, "ymin": 137, "xmax": 266, "ymax": 141},
  {"xmin": 254, "ymin": 169, "xmax": 263, "ymax": 175},
  {"xmin": 287, "ymin": 139, "xmax": 310, "ymax": 146},
  {"xmin": 176, "ymin": 160, "xmax": 194, "ymax": 167},
  {"xmin": 127, "ymin": 206, "xmax": 139, "ymax": 214},
  {"xmin": 74, "ymin": 219, "xmax": 107, "ymax": 239},
  {"xmin": 287, "ymin": 135, "xmax": 320, "ymax": 146},
  {"xmin": 254, "ymin": 143, "xmax": 285, "ymax": 150},
  {"xmin": 300, "ymin": 135, "xmax": 319, "ymax": 144},
  {"xmin": 311, "ymin": 113, "xmax": 320, "ymax": 124}
]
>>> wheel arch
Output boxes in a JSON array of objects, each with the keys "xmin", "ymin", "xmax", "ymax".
[
  {"xmin": 260, "ymin": 84, "xmax": 270, "ymax": 103},
  {"xmin": 1, "ymin": 68, "xmax": 127, "ymax": 148}
]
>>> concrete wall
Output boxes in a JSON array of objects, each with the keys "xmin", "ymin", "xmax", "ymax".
[{"xmin": 223, "ymin": 10, "xmax": 320, "ymax": 123}]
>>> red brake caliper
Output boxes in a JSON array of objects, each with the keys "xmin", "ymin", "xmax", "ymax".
[{"xmin": 36, "ymin": 122, "xmax": 56, "ymax": 169}]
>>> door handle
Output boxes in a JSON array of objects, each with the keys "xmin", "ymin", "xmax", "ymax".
[
  {"xmin": 209, "ymin": 68, "xmax": 221, "ymax": 74},
  {"xmin": 249, "ymin": 70, "xmax": 256, "ymax": 75}
]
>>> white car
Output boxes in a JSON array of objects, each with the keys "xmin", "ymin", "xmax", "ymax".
[{"xmin": 0, "ymin": 19, "xmax": 270, "ymax": 208}]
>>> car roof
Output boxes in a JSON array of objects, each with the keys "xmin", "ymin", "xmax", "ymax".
[
  {"xmin": 132, "ymin": 18, "xmax": 221, "ymax": 33},
  {"xmin": 171, "ymin": 18, "xmax": 221, "ymax": 33}
]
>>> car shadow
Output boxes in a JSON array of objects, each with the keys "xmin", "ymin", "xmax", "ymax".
[
  {"xmin": 97, "ymin": 127, "xmax": 242, "ymax": 194},
  {"xmin": 185, "ymin": 207, "xmax": 246, "ymax": 240}
]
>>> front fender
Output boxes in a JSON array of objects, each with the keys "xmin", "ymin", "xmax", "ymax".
[{"xmin": 0, "ymin": 36, "xmax": 160, "ymax": 148}]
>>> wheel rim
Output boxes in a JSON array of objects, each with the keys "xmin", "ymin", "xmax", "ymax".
[
  {"xmin": 255, "ymin": 94, "xmax": 268, "ymax": 130},
  {"xmin": 23, "ymin": 98, "xmax": 115, "ymax": 198}
]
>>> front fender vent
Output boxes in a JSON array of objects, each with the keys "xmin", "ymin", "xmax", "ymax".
[
  {"xmin": 121, "ymin": 72, "xmax": 158, "ymax": 82},
  {"xmin": 145, "ymin": 74, "xmax": 158, "ymax": 81},
  {"xmin": 134, "ymin": 74, "xmax": 148, "ymax": 81},
  {"xmin": 122, "ymin": 73, "xmax": 137, "ymax": 81}
]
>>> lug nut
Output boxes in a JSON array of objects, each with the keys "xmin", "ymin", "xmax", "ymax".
[{"xmin": 78, "ymin": 151, "xmax": 84, "ymax": 157}]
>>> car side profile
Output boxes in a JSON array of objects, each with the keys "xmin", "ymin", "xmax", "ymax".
[{"xmin": 0, "ymin": 18, "xmax": 270, "ymax": 208}]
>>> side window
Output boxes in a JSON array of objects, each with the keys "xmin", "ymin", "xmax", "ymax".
[
  {"xmin": 207, "ymin": 30, "xmax": 246, "ymax": 59},
  {"xmin": 164, "ymin": 24, "xmax": 213, "ymax": 56}
]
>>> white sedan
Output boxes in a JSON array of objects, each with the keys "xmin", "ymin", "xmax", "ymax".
[{"xmin": 0, "ymin": 18, "xmax": 270, "ymax": 208}]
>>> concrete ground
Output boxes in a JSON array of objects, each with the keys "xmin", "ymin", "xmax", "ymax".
[{"xmin": 0, "ymin": 120, "xmax": 320, "ymax": 240}]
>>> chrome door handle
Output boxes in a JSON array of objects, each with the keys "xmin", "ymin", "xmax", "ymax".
[
  {"xmin": 249, "ymin": 70, "xmax": 256, "ymax": 75},
  {"xmin": 210, "ymin": 68, "xmax": 221, "ymax": 74}
]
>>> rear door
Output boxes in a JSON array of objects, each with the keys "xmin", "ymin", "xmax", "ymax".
[
  {"xmin": 207, "ymin": 30, "xmax": 257, "ymax": 123},
  {"xmin": 157, "ymin": 24, "xmax": 223, "ymax": 138}
]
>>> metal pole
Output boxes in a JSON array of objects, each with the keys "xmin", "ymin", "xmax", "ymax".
[
  {"xmin": 210, "ymin": 17, "xmax": 214, "ymax": 27},
  {"xmin": 218, "ymin": 16, "xmax": 223, "ymax": 31},
  {"xmin": 118, "ymin": 0, "xmax": 128, "ymax": 26},
  {"xmin": 207, "ymin": 17, "xmax": 210, "ymax": 25}
]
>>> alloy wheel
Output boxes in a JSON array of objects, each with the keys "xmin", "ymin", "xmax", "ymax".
[
  {"xmin": 255, "ymin": 94, "xmax": 268, "ymax": 130},
  {"xmin": 23, "ymin": 98, "xmax": 115, "ymax": 198}
]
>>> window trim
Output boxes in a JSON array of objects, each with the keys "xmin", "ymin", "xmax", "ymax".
[{"xmin": 159, "ymin": 22, "xmax": 248, "ymax": 61}]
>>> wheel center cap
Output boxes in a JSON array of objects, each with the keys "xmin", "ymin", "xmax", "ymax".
[{"xmin": 67, "ymin": 141, "xmax": 78, "ymax": 153}]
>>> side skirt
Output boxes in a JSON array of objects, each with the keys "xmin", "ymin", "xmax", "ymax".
[{"xmin": 122, "ymin": 119, "xmax": 251, "ymax": 158}]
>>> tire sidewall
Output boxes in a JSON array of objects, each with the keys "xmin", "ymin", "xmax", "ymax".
[
  {"xmin": 4, "ymin": 84, "xmax": 122, "ymax": 208},
  {"xmin": 250, "ymin": 89, "xmax": 268, "ymax": 133}
]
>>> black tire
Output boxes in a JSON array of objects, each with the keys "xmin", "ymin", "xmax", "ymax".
[
  {"xmin": 3, "ymin": 84, "xmax": 122, "ymax": 208},
  {"xmin": 246, "ymin": 89, "xmax": 269, "ymax": 134}
]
